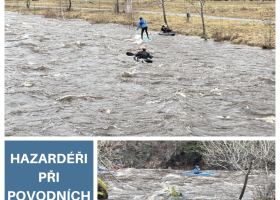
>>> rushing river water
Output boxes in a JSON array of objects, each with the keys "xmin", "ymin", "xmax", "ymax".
[
  {"xmin": 5, "ymin": 11, "xmax": 275, "ymax": 136},
  {"xmin": 99, "ymin": 169, "xmax": 275, "ymax": 200}
]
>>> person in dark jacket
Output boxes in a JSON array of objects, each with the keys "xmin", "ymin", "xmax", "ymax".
[
  {"xmin": 193, "ymin": 165, "xmax": 202, "ymax": 174},
  {"xmin": 134, "ymin": 47, "xmax": 153, "ymax": 61},
  {"xmin": 137, "ymin": 17, "xmax": 149, "ymax": 40},
  {"xmin": 161, "ymin": 24, "xmax": 172, "ymax": 33}
]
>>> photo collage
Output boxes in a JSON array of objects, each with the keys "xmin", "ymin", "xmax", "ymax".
[{"xmin": 2, "ymin": 0, "xmax": 277, "ymax": 199}]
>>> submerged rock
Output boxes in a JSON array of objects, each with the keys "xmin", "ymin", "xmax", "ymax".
[{"xmin": 148, "ymin": 185, "xmax": 186, "ymax": 200}]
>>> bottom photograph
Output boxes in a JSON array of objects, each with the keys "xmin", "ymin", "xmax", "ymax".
[{"xmin": 97, "ymin": 140, "xmax": 275, "ymax": 200}]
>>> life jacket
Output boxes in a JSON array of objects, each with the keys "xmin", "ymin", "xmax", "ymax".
[{"xmin": 115, "ymin": 165, "xmax": 121, "ymax": 170}]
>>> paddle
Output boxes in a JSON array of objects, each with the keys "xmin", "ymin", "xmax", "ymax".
[
  {"xmin": 129, "ymin": 30, "xmax": 137, "ymax": 38},
  {"xmin": 126, "ymin": 52, "xmax": 135, "ymax": 56}
]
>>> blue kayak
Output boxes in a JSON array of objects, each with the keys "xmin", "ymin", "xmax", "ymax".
[{"xmin": 182, "ymin": 172, "xmax": 215, "ymax": 176}]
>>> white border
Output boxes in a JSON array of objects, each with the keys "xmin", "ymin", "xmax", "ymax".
[{"xmin": 2, "ymin": 0, "xmax": 279, "ymax": 199}]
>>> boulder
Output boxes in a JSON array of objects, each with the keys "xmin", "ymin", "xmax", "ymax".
[
  {"xmin": 148, "ymin": 185, "xmax": 187, "ymax": 200},
  {"xmin": 98, "ymin": 178, "xmax": 108, "ymax": 199}
]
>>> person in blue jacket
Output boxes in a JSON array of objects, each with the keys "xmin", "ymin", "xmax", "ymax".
[
  {"xmin": 98, "ymin": 163, "xmax": 104, "ymax": 171},
  {"xmin": 193, "ymin": 165, "xmax": 201, "ymax": 174},
  {"xmin": 137, "ymin": 17, "xmax": 149, "ymax": 40}
]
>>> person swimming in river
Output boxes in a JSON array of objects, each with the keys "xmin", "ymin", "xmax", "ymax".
[
  {"xmin": 137, "ymin": 17, "xmax": 149, "ymax": 40},
  {"xmin": 134, "ymin": 47, "xmax": 153, "ymax": 61},
  {"xmin": 193, "ymin": 165, "xmax": 202, "ymax": 174}
]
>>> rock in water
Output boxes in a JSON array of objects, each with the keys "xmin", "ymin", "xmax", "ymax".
[
  {"xmin": 148, "ymin": 185, "xmax": 186, "ymax": 200},
  {"xmin": 98, "ymin": 178, "xmax": 108, "ymax": 199}
]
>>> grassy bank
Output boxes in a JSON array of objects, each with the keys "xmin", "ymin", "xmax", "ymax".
[
  {"xmin": 5, "ymin": 0, "xmax": 275, "ymax": 20},
  {"xmin": 5, "ymin": 1, "xmax": 275, "ymax": 48}
]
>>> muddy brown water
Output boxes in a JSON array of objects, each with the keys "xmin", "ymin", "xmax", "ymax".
[
  {"xmin": 5, "ymin": 11, "xmax": 275, "ymax": 136},
  {"xmin": 99, "ymin": 169, "xmax": 275, "ymax": 200}
]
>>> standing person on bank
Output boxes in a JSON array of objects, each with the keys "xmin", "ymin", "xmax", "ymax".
[{"xmin": 137, "ymin": 17, "xmax": 149, "ymax": 40}]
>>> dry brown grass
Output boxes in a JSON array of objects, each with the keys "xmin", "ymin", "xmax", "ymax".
[
  {"xmin": 43, "ymin": 8, "xmax": 58, "ymax": 18},
  {"xmin": 5, "ymin": 0, "xmax": 275, "ymax": 20},
  {"xmin": 5, "ymin": 0, "xmax": 275, "ymax": 49}
]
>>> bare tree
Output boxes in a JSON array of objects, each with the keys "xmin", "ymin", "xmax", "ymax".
[
  {"xmin": 68, "ymin": 0, "xmax": 71, "ymax": 11},
  {"xmin": 201, "ymin": 141, "xmax": 275, "ymax": 200},
  {"xmin": 124, "ymin": 0, "xmax": 133, "ymax": 13},
  {"xmin": 115, "ymin": 0, "xmax": 119, "ymax": 13},
  {"xmin": 157, "ymin": 0, "xmax": 169, "ymax": 27},
  {"xmin": 188, "ymin": 0, "xmax": 207, "ymax": 40},
  {"xmin": 26, "ymin": 0, "xmax": 30, "ymax": 8},
  {"xmin": 98, "ymin": 141, "xmax": 180, "ymax": 169}
]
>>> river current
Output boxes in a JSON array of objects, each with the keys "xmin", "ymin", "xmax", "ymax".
[
  {"xmin": 5, "ymin": 11, "xmax": 275, "ymax": 136},
  {"xmin": 99, "ymin": 169, "xmax": 275, "ymax": 200}
]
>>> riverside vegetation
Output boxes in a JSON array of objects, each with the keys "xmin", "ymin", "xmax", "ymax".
[{"xmin": 5, "ymin": 0, "xmax": 275, "ymax": 48}]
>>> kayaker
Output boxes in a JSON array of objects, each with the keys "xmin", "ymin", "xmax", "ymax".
[
  {"xmin": 134, "ymin": 47, "xmax": 153, "ymax": 61},
  {"xmin": 115, "ymin": 161, "xmax": 121, "ymax": 170},
  {"xmin": 193, "ymin": 165, "xmax": 202, "ymax": 174},
  {"xmin": 137, "ymin": 17, "xmax": 149, "ymax": 40},
  {"xmin": 98, "ymin": 164, "xmax": 104, "ymax": 171},
  {"xmin": 161, "ymin": 24, "xmax": 172, "ymax": 33}
]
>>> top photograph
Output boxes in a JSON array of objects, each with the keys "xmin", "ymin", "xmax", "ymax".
[{"xmin": 4, "ymin": 0, "xmax": 275, "ymax": 137}]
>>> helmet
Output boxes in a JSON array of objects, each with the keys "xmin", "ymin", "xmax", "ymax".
[
  {"xmin": 139, "ymin": 17, "xmax": 143, "ymax": 20},
  {"xmin": 116, "ymin": 161, "xmax": 121, "ymax": 165},
  {"xmin": 142, "ymin": 47, "xmax": 146, "ymax": 50},
  {"xmin": 195, "ymin": 165, "xmax": 199, "ymax": 169}
]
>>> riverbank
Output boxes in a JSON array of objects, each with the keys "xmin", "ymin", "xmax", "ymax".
[{"xmin": 5, "ymin": 3, "xmax": 275, "ymax": 48}]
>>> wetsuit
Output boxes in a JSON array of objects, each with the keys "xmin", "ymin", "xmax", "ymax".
[
  {"xmin": 135, "ymin": 50, "xmax": 153, "ymax": 60},
  {"xmin": 137, "ymin": 19, "xmax": 149, "ymax": 39},
  {"xmin": 161, "ymin": 26, "xmax": 172, "ymax": 33}
]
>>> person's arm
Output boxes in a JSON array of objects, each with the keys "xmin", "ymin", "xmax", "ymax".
[
  {"xmin": 135, "ymin": 51, "xmax": 141, "ymax": 57},
  {"xmin": 148, "ymin": 53, "xmax": 153, "ymax": 59},
  {"xmin": 137, "ymin": 21, "xmax": 141, "ymax": 30}
]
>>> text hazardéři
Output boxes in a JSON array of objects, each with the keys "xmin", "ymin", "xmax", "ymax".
[
  {"xmin": 10, "ymin": 153, "xmax": 87, "ymax": 164},
  {"xmin": 8, "ymin": 190, "xmax": 91, "ymax": 200}
]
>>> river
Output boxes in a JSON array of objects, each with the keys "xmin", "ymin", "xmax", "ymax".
[
  {"xmin": 99, "ymin": 169, "xmax": 275, "ymax": 200},
  {"xmin": 5, "ymin": 11, "xmax": 275, "ymax": 136}
]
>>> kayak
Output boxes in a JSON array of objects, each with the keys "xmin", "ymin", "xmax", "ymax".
[
  {"xmin": 158, "ymin": 32, "xmax": 176, "ymax": 36},
  {"xmin": 182, "ymin": 172, "xmax": 215, "ymax": 176},
  {"xmin": 134, "ymin": 57, "xmax": 153, "ymax": 63}
]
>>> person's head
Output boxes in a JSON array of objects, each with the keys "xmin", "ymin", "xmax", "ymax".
[
  {"xmin": 139, "ymin": 17, "xmax": 143, "ymax": 20},
  {"xmin": 142, "ymin": 47, "xmax": 146, "ymax": 51},
  {"xmin": 195, "ymin": 165, "xmax": 199, "ymax": 169},
  {"xmin": 116, "ymin": 161, "xmax": 121, "ymax": 165}
]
